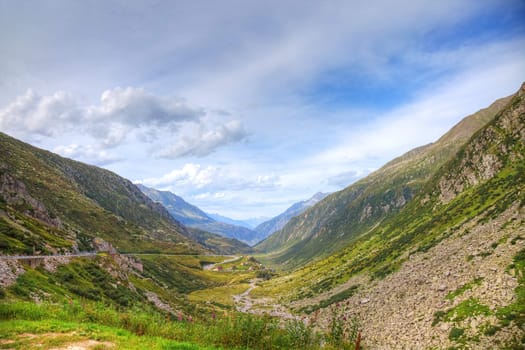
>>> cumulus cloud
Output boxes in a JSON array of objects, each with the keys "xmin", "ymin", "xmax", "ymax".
[
  {"xmin": 137, "ymin": 163, "xmax": 280, "ymax": 193},
  {"xmin": 0, "ymin": 87, "xmax": 246, "ymax": 155},
  {"xmin": 156, "ymin": 120, "xmax": 247, "ymax": 158},
  {"xmin": 0, "ymin": 89, "xmax": 77, "ymax": 136},
  {"xmin": 85, "ymin": 87, "xmax": 203, "ymax": 126}
]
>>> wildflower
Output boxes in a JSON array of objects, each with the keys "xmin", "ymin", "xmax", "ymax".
[
  {"xmin": 178, "ymin": 313, "xmax": 183, "ymax": 322},
  {"xmin": 211, "ymin": 312, "xmax": 216, "ymax": 320}
]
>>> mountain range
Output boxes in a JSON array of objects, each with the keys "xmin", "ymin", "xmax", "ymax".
[
  {"xmin": 207, "ymin": 213, "xmax": 268, "ymax": 229},
  {"xmin": 0, "ymin": 133, "xmax": 251, "ymax": 256},
  {"xmin": 138, "ymin": 184, "xmax": 327, "ymax": 246},
  {"xmin": 255, "ymin": 93, "xmax": 514, "ymax": 268},
  {"xmin": 137, "ymin": 184, "xmax": 265, "ymax": 245},
  {"xmin": 1, "ymin": 82, "xmax": 524, "ymax": 349}
]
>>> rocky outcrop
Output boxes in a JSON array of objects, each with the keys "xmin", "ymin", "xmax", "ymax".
[
  {"xmin": 0, "ymin": 171, "xmax": 62, "ymax": 228},
  {"xmin": 439, "ymin": 83, "xmax": 525, "ymax": 204},
  {"xmin": 0, "ymin": 259, "xmax": 25, "ymax": 287}
]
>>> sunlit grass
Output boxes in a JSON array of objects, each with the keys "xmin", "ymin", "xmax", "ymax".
[{"xmin": 189, "ymin": 284, "xmax": 251, "ymax": 308}]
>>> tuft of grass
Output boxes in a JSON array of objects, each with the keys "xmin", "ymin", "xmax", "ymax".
[
  {"xmin": 449, "ymin": 327, "xmax": 465, "ymax": 341},
  {"xmin": 445, "ymin": 277, "xmax": 483, "ymax": 301},
  {"xmin": 299, "ymin": 285, "xmax": 360, "ymax": 314}
]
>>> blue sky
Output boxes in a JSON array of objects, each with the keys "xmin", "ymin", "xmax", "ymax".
[{"xmin": 0, "ymin": 0, "xmax": 524, "ymax": 219}]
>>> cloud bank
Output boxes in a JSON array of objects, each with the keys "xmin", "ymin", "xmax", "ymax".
[{"xmin": 0, "ymin": 87, "xmax": 246, "ymax": 159}]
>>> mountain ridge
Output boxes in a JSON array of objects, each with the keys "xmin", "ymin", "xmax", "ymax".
[
  {"xmin": 0, "ymin": 132, "xmax": 250, "ymax": 255},
  {"xmin": 253, "ymin": 82, "xmax": 525, "ymax": 348},
  {"xmin": 255, "ymin": 93, "xmax": 514, "ymax": 269},
  {"xmin": 137, "ymin": 184, "xmax": 266, "ymax": 245}
]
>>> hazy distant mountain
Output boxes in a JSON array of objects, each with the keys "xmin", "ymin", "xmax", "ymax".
[
  {"xmin": 136, "ymin": 184, "xmax": 213, "ymax": 226},
  {"xmin": 138, "ymin": 185, "xmax": 265, "ymax": 245},
  {"xmin": 207, "ymin": 213, "xmax": 269, "ymax": 229},
  {"xmin": 254, "ymin": 192, "xmax": 329, "ymax": 237}
]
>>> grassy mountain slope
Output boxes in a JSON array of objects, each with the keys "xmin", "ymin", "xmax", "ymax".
[
  {"xmin": 255, "ymin": 94, "xmax": 512, "ymax": 269},
  {"xmin": 0, "ymin": 132, "xmax": 206, "ymax": 254},
  {"xmin": 138, "ymin": 184, "xmax": 264, "ymax": 245},
  {"xmin": 255, "ymin": 192, "xmax": 329, "ymax": 238},
  {"xmin": 254, "ymin": 82, "xmax": 525, "ymax": 348}
]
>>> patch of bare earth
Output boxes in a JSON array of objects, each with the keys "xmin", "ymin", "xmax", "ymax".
[
  {"xmin": 50, "ymin": 339, "xmax": 115, "ymax": 349},
  {"xmin": 13, "ymin": 333, "xmax": 114, "ymax": 349}
]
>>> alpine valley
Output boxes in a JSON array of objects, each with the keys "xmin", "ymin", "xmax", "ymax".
[{"xmin": 1, "ymin": 82, "xmax": 524, "ymax": 349}]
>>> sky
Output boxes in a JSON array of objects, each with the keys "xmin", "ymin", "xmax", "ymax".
[{"xmin": 0, "ymin": 0, "xmax": 524, "ymax": 220}]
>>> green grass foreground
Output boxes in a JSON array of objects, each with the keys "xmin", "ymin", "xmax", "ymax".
[
  {"xmin": 0, "ymin": 301, "xmax": 357, "ymax": 349},
  {"xmin": 0, "ymin": 319, "xmax": 217, "ymax": 350}
]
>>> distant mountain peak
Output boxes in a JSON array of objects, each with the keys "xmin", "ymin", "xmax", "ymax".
[
  {"xmin": 138, "ymin": 185, "xmax": 267, "ymax": 245},
  {"xmin": 254, "ymin": 192, "xmax": 330, "ymax": 238}
]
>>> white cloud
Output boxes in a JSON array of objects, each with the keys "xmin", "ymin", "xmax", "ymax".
[
  {"xmin": 139, "ymin": 163, "xmax": 216, "ymax": 189},
  {"xmin": 156, "ymin": 120, "xmax": 247, "ymax": 158},
  {"xmin": 0, "ymin": 89, "xmax": 77, "ymax": 136},
  {"xmin": 85, "ymin": 87, "xmax": 203, "ymax": 126},
  {"xmin": 137, "ymin": 163, "xmax": 280, "ymax": 193},
  {"xmin": 0, "ymin": 87, "xmax": 246, "ymax": 154}
]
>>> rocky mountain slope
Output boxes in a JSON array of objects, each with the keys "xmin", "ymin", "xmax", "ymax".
[
  {"xmin": 0, "ymin": 132, "xmax": 219, "ymax": 255},
  {"xmin": 138, "ymin": 185, "xmax": 265, "ymax": 245},
  {"xmin": 255, "ymin": 93, "xmax": 513, "ymax": 269},
  {"xmin": 254, "ymin": 192, "xmax": 329, "ymax": 238},
  {"xmin": 255, "ymin": 82, "xmax": 525, "ymax": 348}
]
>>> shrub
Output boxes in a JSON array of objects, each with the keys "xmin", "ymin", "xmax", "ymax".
[
  {"xmin": 327, "ymin": 302, "xmax": 360, "ymax": 349},
  {"xmin": 449, "ymin": 327, "xmax": 464, "ymax": 341}
]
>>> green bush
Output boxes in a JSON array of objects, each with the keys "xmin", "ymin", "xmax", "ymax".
[{"xmin": 449, "ymin": 327, "xmax": 464, "ymax": 341}]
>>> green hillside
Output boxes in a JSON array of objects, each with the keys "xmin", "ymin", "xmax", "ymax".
[
  {"xmin": 0, "ymin": 132, "xmax": 209, "ymax": 254},
  {"xmin": 253, "ymin": 83, "xmax": 525, "ymax": 348},
  {"xmin": 255, "ymin": 94, "xmax": 512, "ymax": 269}
]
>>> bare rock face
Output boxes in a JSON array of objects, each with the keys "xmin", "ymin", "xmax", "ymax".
[
  {"xmin": 0, "ymin": 259, "xmax": 25, "ymax": 287},
  {"xmin": 92, "ymin": 238, "xmax": 117, "ymax": 254},
  {"xmin": 439, "ymin": 84, "xmax": 525, "ymax": 204},
  {"xmin": 145, "ymin": 291, "xmax": 174, "ymax": 314},
  {"xmin": 0, "ymin": 172, "xmax": 62, "ymax": 228}
]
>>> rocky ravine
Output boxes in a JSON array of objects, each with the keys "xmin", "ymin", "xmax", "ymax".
[{"xmin": 301, "ymin": 203, "xmax": 524, "ymax": 349}]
